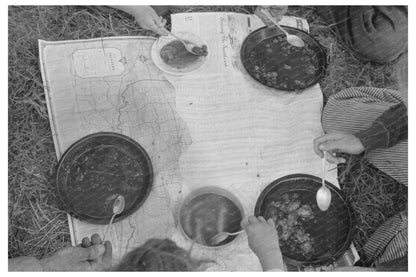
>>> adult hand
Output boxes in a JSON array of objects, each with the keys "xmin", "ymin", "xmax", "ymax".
[
  {"xmin": 241, "ymin": 216, "xmax": 284, "ymax": 271},
  {"xmin": 255, "ymin": 5, "xmax": 288, "ymax": 26},
  {"xmin": 313, "ymin": 132, "xmax": 365, "ymax": 164}
]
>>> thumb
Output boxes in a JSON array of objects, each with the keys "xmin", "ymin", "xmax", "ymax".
[{"xmin": 102, "ymin": 241, "xmax": 113, "ymax": 269}]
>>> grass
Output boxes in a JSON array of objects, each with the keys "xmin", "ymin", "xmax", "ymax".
[
  {"xmin": 337, "ymin": 154, "xmax": 407, "ymax": 258},
  {"xmin": 8, "ymin": 5, "xmax": 406, "ymax": 261}
]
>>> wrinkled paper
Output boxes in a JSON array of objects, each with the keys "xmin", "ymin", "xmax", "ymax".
[{"xmin": 39, "ymin": 12, "xmax": 354, "ymax": 271}]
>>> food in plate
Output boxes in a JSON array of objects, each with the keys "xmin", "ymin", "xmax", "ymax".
[
  {"xmin": 181, "ymin": 193, "xmax": 242, "ymax": 247},
  {"xmin": 264, "ymin": 192, "xmax": 316, "ymax": 258},
  {"xmin": 160, "ymin": 40, "xmax": 208, "ymax": 69},
  {"xmin": 190, "ymin": 44, "xmax": 208, "ymax": 56},
  {"xmin": 248, "ymin": 35, "xmax": 319, "ymax": 90}
]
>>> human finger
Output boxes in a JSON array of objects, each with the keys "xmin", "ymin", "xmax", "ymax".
[
  {"xmin": 247, "ymin": 215, "xmax": 258, "ymax": 224},
  {"xmin": 155, "ymin": 26, "xmax": 169, "ymax": 36},
  {"xmin": 81, "ymin": 237, "xmax": 92, "ymax": 248},
  {"xmin": 148, "ymin": 11, "xmax": 169, "ymax": 35},
  {"xmin": 80, "ymin": 244, "xmax": 106, "ymax": 261},
  {"xmin": 313, "ymin": 133, "xmax": 342, "ymax": 157},
  {"xmin": 258, "ymin": 216, "xmax": 267, "ymax": 223},
  {"xmin": 268, "ymin": 5, "xmax": 288, "ymax": 21},
  {"xmin": 325, "ymin": 152, "xmax": 345, "ymax": 164},
  {"xmin": 240, "ymin": 218, "xmax": 249, "ymax": 229},
  {"xmin": 91, "ymin": 233, "xmax": 102, "ymax": 245},
  {"xmin": 313, "ymin": 137, "xmax": 325, "ymax": 158},
  {"xmin": 267, "ymin": 218, "xmax": 276, "ymax": 227},
  {"xmin": 318, "ymin": 140, "xmax": 343, "ymax": 153},
  {"xmin": 102, "ymin": 241, "xmax": 113, "ymax": 269}
]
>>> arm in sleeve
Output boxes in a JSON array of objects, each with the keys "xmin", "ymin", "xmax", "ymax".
[
  {"xmin": 8, "ymin": 257, "xmax": 43, "ymax": 271},
  {"xmin": 354, "ymin": 102, "xmax": 407, "ymax": 152}
]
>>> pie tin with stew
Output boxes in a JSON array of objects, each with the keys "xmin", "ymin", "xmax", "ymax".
[
  {"xmin": 255, "ymin": 174, "xmax": 355, "ymax": 268},
  {"xmin": 56, "ymin": 132, "xmax": 153, "ymax": 224},
  {"xmin": 241, "ymin": 26, "xmax": 327, "ymax": 91}
]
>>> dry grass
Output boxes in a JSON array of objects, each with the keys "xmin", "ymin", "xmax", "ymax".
[
  {"xmin": 337, "ymin": 154, "xmax": 407, "ymax": 257},
  {"xmin": 8, "ymin": 5, "xmax": 406, "ymax": 261}
]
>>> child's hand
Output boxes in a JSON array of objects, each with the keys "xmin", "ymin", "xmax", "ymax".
[
  {"xmin": 110, "ymin": 6, "xmax": 169, "ymax": 36},
  {"xmin": 241, "ymin": 216, "xmax": 285, "ymax": 271},
  {"xmin": 255, "ymin": 5, "xmax": 288, "ymax": 26},
  {"xmin": 313, "ymin": 132, "xmax": 364, "ymax": 163}
]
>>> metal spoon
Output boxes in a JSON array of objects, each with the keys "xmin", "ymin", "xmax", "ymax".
[
  {"xmin": 102, "ymin": 195, "xmax": 125, "ymax": 241},
  {"xmin": 166, "ymin": 31, "xmax": 200, "ymax": 55},
  {"xmin": 209, "ymin": 230, "xmax": 244, "ymax": 245},
  {"xmin": 260, "ymin": 8, "xmax": 305, "ymax": 48},
  {"xmin": 316, "ymin": 152, "xmax": 331, "ymax": 211}
]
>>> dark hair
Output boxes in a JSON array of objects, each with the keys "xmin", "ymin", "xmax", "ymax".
[{"xmin": 114, "ymin": 238, "xmax": 211, "ymax": 271}]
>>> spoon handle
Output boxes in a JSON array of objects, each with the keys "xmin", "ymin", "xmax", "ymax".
[
  {"xmin": 322, "ymin": 151, "xmax": 326, "ymax": 187},
  {"xmin": 228, "ymin": 230, "xmax": 244, "ymax": 236},
  {"xmin": 102, "ymin": 213, "xmax": 116, "ymax": 241},
  {"xmin": 260, "ymin": 8, "xmax": 290, "ymax": 36},
  {"xmin": 167, "ymin": 31, "xmax": 185, "ymax": 42}
]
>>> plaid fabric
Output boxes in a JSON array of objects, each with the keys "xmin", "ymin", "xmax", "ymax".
[{"xmin": 322, "ymin": 87, "xmax": 408, "ymax": 185}]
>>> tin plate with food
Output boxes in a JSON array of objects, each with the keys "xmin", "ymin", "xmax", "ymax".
[
  {"xmin": 151, "ymin": 31, "xmax": 210, "ymax": 75},
  {"xmin": 56, "ymin": 132, "xmax": 153, "ymax": 224},
  {"xmin": 255, "ymin": 174, "xmax": 354, "ymax": 268},
  {"xmin": 179, "ymin": 187, "xmax": 244, "ymax": 248},
  {"xmin": 241, "ymin": 26, "xmax": 327, "ymax": 91}
]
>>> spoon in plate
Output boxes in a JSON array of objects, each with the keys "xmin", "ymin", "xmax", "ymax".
[
  {"xmin": 165, "ymin": 30, "xmax": 201, "ymax": 55},
  {"xmin": 102, "ymin": 195, "xmax": 125, "ymax": 241},
  {"xmin": 316, "ymin": 152, "xmax": 331, "ymax": 211},
  {"xmin": 209, "ymin": 230, "xmax": 244, "ymax": 245},
  {"xmin": 260, "ymin": 8, "xmax": 305, "ymax": 48}
]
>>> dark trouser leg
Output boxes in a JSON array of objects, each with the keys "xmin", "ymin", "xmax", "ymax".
[{"xmin": 316, "ymin": 6, "xmax": 408, "ymax": 64}]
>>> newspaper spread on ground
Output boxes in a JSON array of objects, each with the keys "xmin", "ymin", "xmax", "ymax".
[{"xmin": 39, "ymin": 12, "xmax": 357, "ymax": 271}]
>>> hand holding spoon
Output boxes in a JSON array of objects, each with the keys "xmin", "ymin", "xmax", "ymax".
[
  {"xmin": 103, "ymin": 195, "xmax": 125, "ymax": 241},
  {"xmin": 316, "ymin": 152, "xmax": 331, "ymax": 211},
  {"xmin": 260, "ymin": 8, "xmax": 305, "ymax": 48}
]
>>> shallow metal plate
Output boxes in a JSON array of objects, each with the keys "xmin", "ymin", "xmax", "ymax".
[
  {"xmin": 56, "ymin": 132, "xmax": 153, "ymax": 224},
  {"xmin": 255, "ymin": 174, "xmax": 355, "ymax": 267},
  {"xmin": 241, "ymin": 26, "xmax": 327, "ymax": 91}
]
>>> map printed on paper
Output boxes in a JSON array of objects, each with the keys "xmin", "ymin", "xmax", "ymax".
[
  {"xmin": 39, "ymin": 37, "xmax": 191, "ymax": 262},
  {"xmin": 39, "ymin": 13, "xmax": 353, "ymax": 271}
]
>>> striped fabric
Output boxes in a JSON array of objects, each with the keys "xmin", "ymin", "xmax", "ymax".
[
  {"xmin": 322, "ymin": 87, "xmax": 408, "ymax": 185},
  {"xmin": 363, "ymin": 211, "xmax": 408, "ymax": 266}
]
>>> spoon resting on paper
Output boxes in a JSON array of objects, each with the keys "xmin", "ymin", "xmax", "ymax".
[
  {"xmin": 316, "ymin": 152, "xmax": 331, "ymax": 211},
  {"xmin": 103, "ymin": 195, "xmax": 125, "ymax": 241}
]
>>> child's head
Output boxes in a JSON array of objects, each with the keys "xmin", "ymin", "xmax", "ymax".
[{"xmin": 114, "ymin": 238, "xmax": 209, "ymax": 271}]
